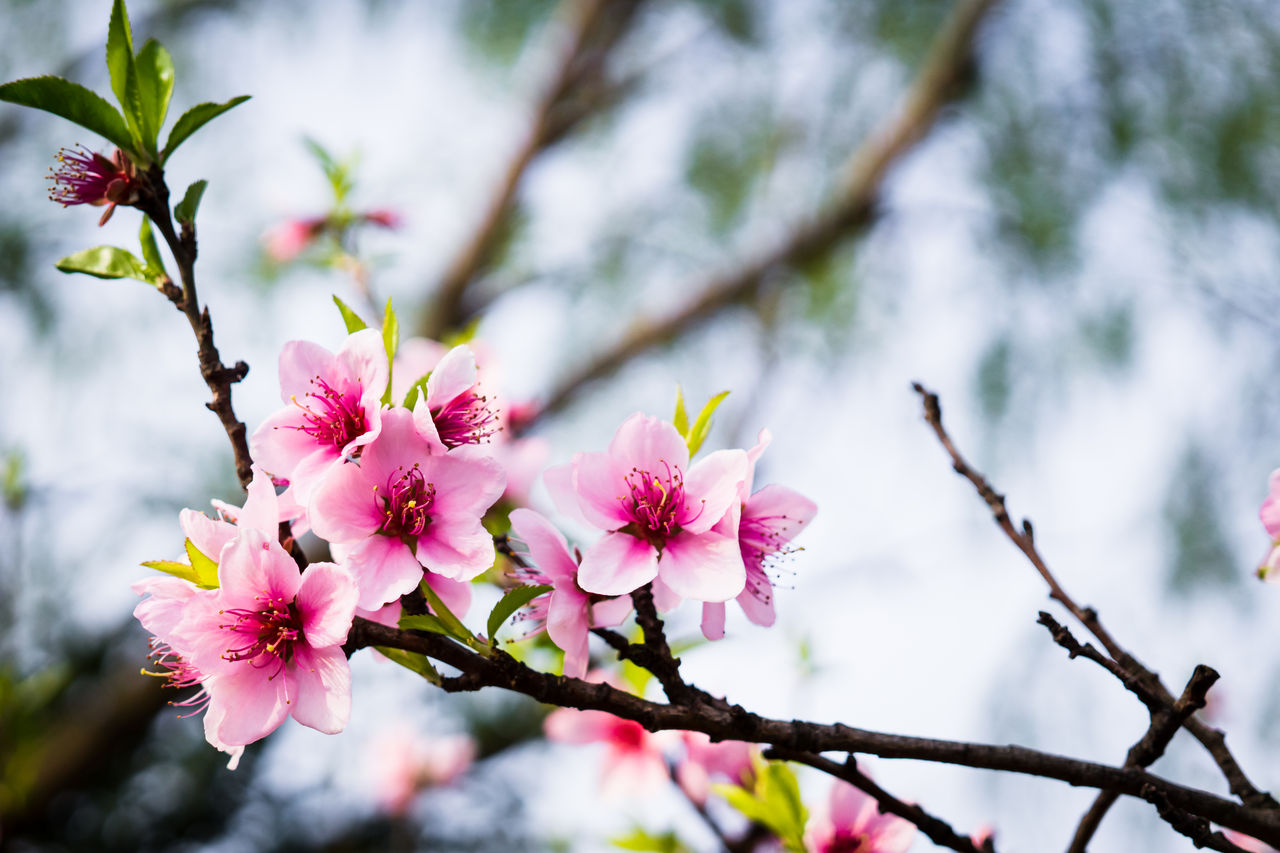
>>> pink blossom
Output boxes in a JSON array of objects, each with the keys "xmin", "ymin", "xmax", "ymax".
[
  {"xmin": 250, "ymin": 329, "xmax": 388, "ymax": 504},
  {"xmin": 546, "ymin": 413, "xmax": 748, "ymax": 601},
  {"xmin": 804, "ymin": 780, "xmax": 916, "ymax": 853},
  {"xmin": 410, "ymin": 344, "xmax": 500, "ymax": 450},
  {"xmin": 1260, "ymin": 470, "xmax": 1280, "ymax": 581},
  {"xmin": 361, "ymin": 208, "xmax": 403, "ymax": 230},
  {"xmin": 132, "ymin": 576, "xmax": 244, "ymax": 768},
  {"xmin": 507, "ymin": 508, "xmax": 631, "ymax": 678},
  {"xmin": 262, "ymin": 216, "xmax": 327, "ymax": 263},
  {"xmin": 309, "ymin": 408, "xmax": 505, "ymax": 610},
  {"xmin": 371, "ymin": 728, "xmax": 474, "ymax": 816},
  {"xmin": 47, "ymin": 145, "xmax": 138, "ymax": 225},
  {"xmin": 544, "ymin": 705, "xmax": 671, "ymax": 799},
  {"xmin": 701, "ymin": 430, "xmax": 817, "ymax": 640},
  {"xmin": 173, "ymin": 529, "xmax": 357, "ymax": 747},
  {"xmin": 675, "ymin": 731, "xmax": 757, "ymax": 805}
]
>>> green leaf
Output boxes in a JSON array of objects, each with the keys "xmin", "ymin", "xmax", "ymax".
[
  {"xmin": 610, "ymin": 828, "xmax": 690, "ymax": 852},
  {"xmin": 375, "ymin": 647, "xmax": 441, "ymax": 684},
  {"xmin": 134, "ymin": 39, "xmax": 174, "ymax": 147},
  {"xmin": 419, "ymin": 579, "xmax": 475, "ymax": 644},
  {"xmin": 173, "ymin": 179, "xmax": 207, "ymax": 225},
  {"xmin": 140, "ymin": 559, "xmax": 210, "ymax": 588},
  {"xmin": 106, "ymin": 0, "xmax": 146, "ymax": 152},
  {"xmin": 0, "ymin": 76, "xmax": 135, "ymax": 154},
  {"xmin": 714, "ymin": 759, "xmax": 808, "ymax": 852},
  {"xmin": 486, "ymin": 584, "xmax": 552, "ymax": 642},
  {"xmin": 332, "ymin": 295, "xmax": 368, "ymax": 333},
  {"xmin": 672, "ymin": 385, "xmax": 689, "ymax": 438},
  {"xmin": 686, "ymin": 391, "xmax": 729, "ymax": 457},
  {"xmin": 398, "ymin": 612, "xmax": 455, "ymax": 637},
  {"xmin": 161, "ymin": 96, "xmax": 250, "ymax": 162},
  {"xmin": 138, "ymin": 217, "xmax": 167, "ymax": 278},
  {"xmin": 184, "ymin": 538, "xmax": 220, "ymax": 587},
  {"xmin": 380, "ymin": 297, "xmax": 398, "ymax": 406},
  {"xmin": 55, "ymin": 246, "xmax": 163, "ymax": 287},
  {"xmin": 401, "ymin": 373, "xmax": 431, "ymax": 411},
  {"xmin": 303, "ymin": 136, "xmax": 354, "ymax": 202}
]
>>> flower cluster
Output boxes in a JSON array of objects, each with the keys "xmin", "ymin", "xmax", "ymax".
[{"xmin": 135, "ymin": 323, "xmax": 814, "ymax": 763}]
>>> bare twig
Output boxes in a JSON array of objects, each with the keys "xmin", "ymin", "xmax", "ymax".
[
  {"xmin": 348, "ymin": 618, "xmax": 1280, "ymax": 843},
  {"xmin": 912, "ymin": 382, "xmax": 1276, "ymax": 812},
  {"xmin": 419, "ymin": 0, "xmax": 646, "ymax": 339},
  {"xmin": 529, "ymin": 0, "xmax": 1002, "ymax": 427},
  {"xmin": 766, "ymin": 749, "xmax": 991, "ymax": 853}
]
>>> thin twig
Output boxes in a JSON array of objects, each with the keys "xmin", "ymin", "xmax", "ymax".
[
  {"xmin": 912, "ymin": 382, "xmax": 1276, "ymax": 811},
  {"xmin": 348, "ymin": 618, "xmax": 1280, "ymax": 843},
  {"xmin": 527, "ymin": 0, "xmax": 1002, "ymax": 427},
  {"xmin": 766, "ymin": 749, "xmax": 991, "ymax": 853}
]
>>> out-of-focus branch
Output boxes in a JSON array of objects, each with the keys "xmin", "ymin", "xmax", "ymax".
[
  {"xmin": 766, "ymin": 749, "xmax": 991, "ymax": 853},
  {"xmin": 911, "ymin": 382, "xmax": 1277, "ymax": 813},
  {"xmin": 348, "ymin": 618, "xmax": 1280, "ymax": 843},
  {"xmin": 419, "ymin": 0, "xmax": 646, "ymax": 340},
  {"xmin": 528, "ymin": 0, "xmax": 1001, "ymax": 427}
]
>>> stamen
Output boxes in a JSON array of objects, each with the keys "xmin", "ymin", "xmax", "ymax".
[{"xmin": 288, "ymin": 376, "xmax": 367, "ymax": 448}]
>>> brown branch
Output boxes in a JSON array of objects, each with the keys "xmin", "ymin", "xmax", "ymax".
[
  {"xmin": 912, "ymin": 382, "xmax": 1276, "ymax": 812},
  {"xmin": 419, "ymin": 0, "xmax": 646, "ymax": 340},
  {"xmin": 528, "ymin": 0, "xmax": 1001, "ymax": 427},
  {"xmin": 767, "ymin": 749, "xmax": 991, "ymax": 853},
  {"xmin": 630, "ymin": 583, "xmax": 699, "ymax": 705},
  {"xmin": 348, "ymin": 618, "xmax": 1280, "ymax": 843},
  {"xmin": 137, "ymin": 167, "xmax": 253, "ymax": 489}
]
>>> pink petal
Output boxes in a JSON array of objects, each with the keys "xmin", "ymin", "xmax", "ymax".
[
  {"xmin": 345, "ymin": 535, "xmax": 426, "ymax": 611},
  {"xmin": 179, "ymin": 509, "xmax": 235, "ymax": 564},
  {"xmin": 578, "ymin": 533, "xmax": 659, "ymax": 596},
  {"xmin": 742, "ymin": 428, "xmax": 772, "ymax": 498},
  {"xmin": 656, "ymin": 531, "xmax": 744, "ymax": 602},
  {"xmin": 359, "ymin": 408, "xmax": 435, "ymax": 484},
  {"xmin": 206, "ymin": 666, "xmax": 290, "ymax": 746},
  {"xmin": 545, "ymin": 708, "xmax": 618, "ymax": 743},
  {"xmin": 132, "ymin": 576, "xmax": 199, "ymax": 639},
  {"xmin": 571, "ymin": 451, "xmax": 635, "ymax": 531},
  {"xmin": 217, "ymin": 529, "xmax": 301, "ymax": 605},
  {"xmin": 701, "ymin": 602, "xmax": 726, "ymax": 641},
  {"xmin": 737, "ymin": 563, "xmax": 777, "ymax": 627},
  {"xmin": 337, "ymin": 328, "xmax": 389, "ymax": 401},
  {"xmin": 546, "ymin": 588, "xmax": 591, "ymax": 678},
  {"xmin": 296, "ymin": 562, "xmax": 358, "ymax": 647},
  {"xmin": 544, "ymin": 461, "xmax": 589, "ymax": 527},
  {"xmin": 426, "ymin": 345, "xmax": 477, "ymax": 408},
  {"xmin": 590, "ymin": 595, "xmax": 633, "ymax": 628},
  {"xmin": 680, "ymin": 449, "xmax": 748, "ymax": 534},
  {"xmin": 608, "ymin": 413, "xmax": 689, "ymax": 475},
  {"xmin": 424, "ymin": 453, "xmax": 506, "ymax": 517},
  {"xmin": 249, "ymin": 407, "xmax": 321, "ymax": 481},
  {"xmin": 509, "ymin": 508, "xmax": 578, "ymax": 584},
  {"xmin": 392, "ymin": 337, "xmax": 447, "ymax": 402},
  {"xmin": 743, "ymin": 484, "xmax": 818, "ymax": 546},
  {"xmin": 287, "ymin": 644, "xmax": 352, "ymax": 734},
  {"xmin": 283, "ymin": 446, "xmax": 344, "ymax": 505},
  {"xmin": 414, "ymin": 514, "xmax": 495, "ymax": 581},
  {"xmin": 425, "ymin": 572, "xmax": 473, "ymax": 618},
  {"xmin": 309, "ymin": 462, "xmax": 383, "ymax": 543},
  {"xmin": 411, "ymin": 399, "xmax": 448, "ymax": 453},
  {"xmin": 1262, "ymin": 469, "xmax": 1280, "ymax": 537},
  {"xmin": 650, "ymin": 576, "xmax": 683, "ymax": 611},
  {"xmin": 236, "ymin": 465, "xmax": 283, "ymax": 534},
  {"xmin": 277, "ymin": 340, "xmax": 339, "ymax": 403}
]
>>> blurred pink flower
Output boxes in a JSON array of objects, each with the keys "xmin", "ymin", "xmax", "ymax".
[
  {"xmin": 544, "ymin": 705, "xmax": 671, "ymax": 799},
  {"xmin": 675, "ymin": 731, "xmax": 757, "ymax": 805},
  {"xmin": 372, "ymin": 728, "xmax": 475, "ymax": 816},
  {"xmin": 263, "ymin": 215, "xmax": 327, "ymax": 263},
  {"xmin": 804, "ymin": 779, "xmax": 916, "ymax": 853},
  {"xmin": 361, "ymin": 208, "xmax": 403, "ymax": 229},
  {"xmin": 546, "ymin": 413, "xmax": 748, "ymax": 601}
]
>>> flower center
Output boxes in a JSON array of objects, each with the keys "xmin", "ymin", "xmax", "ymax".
[
  {"xmin": 432, "ymin": 390, "xmax": 499, "ymax": 448},
  {"xmin": 48, "ymin": 146, "xmax": 136, "ymax": 206},
  {"xmin": 221, "ymin": 594, "xmax": 303, "ymax": 669},
  {"xmin": 828, "ymin": 834, "xmax": 867, "ymax": 853},
  {"xmin": 376, "ymin": 464, "xmax": 436, "ymax": 538},
  {"xmin": 291, "ymin": 376, "xmax": 366, "ymax": 449},
  {"xmin": 622, "ymin": 462, "xmax": 687, "ymax": 544}
]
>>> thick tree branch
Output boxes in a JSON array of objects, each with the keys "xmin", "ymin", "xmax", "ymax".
[
  {"xmin": 528, "ymin": 0, "xmax": 1001, "ymax": 427},
  {"xmin": 348, "ymin": 618, "xmax": 1280, "ymax": 843},
  {"xmin": 766, "ymin": 749, "xmax": 991, "ymax": 853},
  {"xmin": 419, "ymin": 0, "xmax": 646, "ymax": 339},
  {"xmin": 912, "ymin": 382, "xmax": 1276, "ymax": 812}
]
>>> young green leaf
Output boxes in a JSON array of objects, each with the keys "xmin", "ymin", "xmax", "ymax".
[
  {"xmin": 139, "ymin": 559, "xmax": 214, "ymax": 589},
  {"xmin": 332, "ymin": 295, "xmax": 368, "ymax": 333},
  {"xmin": 401, "ymin": 373, "xmax": 431, "ymax": 410},
  {"xmin": 714, "ymin": 760, "xmax": 808, "ymax": 852},
  {"xmin": 0, "ymin": 76, "xmax": 135, "ymax": 155},
  {"xmin": 106, "ymin": 0, "xmax": 146, "ymax": 152},
  {"xmin": 381, "ymin": 297, "xmax": 399, "ymax": 406},
  {"xmin": 418, "ymin": 579, "xmax": 475, "ymax": 644},
  {"xmin": 138, "ymin": 217, "xmax": 167, "ymax": 277},
  {"xmin": 303, "ymin": 136, "xmax": 353, "ymax": 202},
  {"xmin": 486, "ymin": 584, "xmax": 552, "ymax": 643},
  {"xmin": 610, "ymin": 828, "xmax": 690, "ymax": 852},
  {"xmin": 160, "ymin": 96, "xmax": 250, "ymax": 163},
  {"xmin": 672, "ymin": 385, "xmax": 690, "ymax": 438},
  {"xmin": 184, "ymin": 538, "xmax": 220, "ymax": 588},
  {"xmin": 55, "ymin": 246, "xmax": 163, "ymax": 287},
  {"xmin": 375, "ymin": 647, "xmax": 441, "ymax": 684},
  {"xmin": 173, "ymin": 179, "xmax": 207, "ymax": 225},
  {"xmin": 686, "ymin": 390, "xmax": 730, "ymax": 457},
  {"xmin": 398, "ymin": 613, "xmax": 454, "ymax": 636},
  {"xmin": 134, "ymin": 39, "xmax": 175, "ymax": 145}
]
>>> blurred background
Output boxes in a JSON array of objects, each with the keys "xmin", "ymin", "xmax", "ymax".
[{"xmin": 2, "ymin": 0, "xmax": 1280, "ymax": 850}]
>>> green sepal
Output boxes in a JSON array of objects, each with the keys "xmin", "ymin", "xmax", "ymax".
[
  {"xmin": 332, "ymin": 295, "xmax": 368, "ymax": 333},
  {"xmin": 380, "ymin": 297, "xmax": 398, "ymax": 406},
  {"xmin": 138, "ymin": 217, "xmax": 167, "ymax": 278},
  {"xmin": 672, "ymin": 385, "xmax": 690, "ymax": 438},
  {"xmin": 486, "ymin": 584, "xmax": 552, "ymax": 643},
  {"xmin": 161, "ymin": 95, "xmax": 250, "ymax": 163},
  {"xmin": 184, "ymin": 538, "xmax": 220, "ymax": 587},
  {"xmin": 106, "ymin": 0, "xmax": 146, "ymax": 154},
  {"xmin": 55, "ymin": 246, "xmax": 165, "ymax": 287},
  {"xmin": 0, "ymin": 76, "xmax": 135, "ymax": 155},
  {"xmin": 173, "ymin": 179, "xmax": 207, "ymax": 225},
  {"xmin": 139, "ymin": 559, "xmax": 217, "ymax": 589},
  {"xmin": 134, "ymin": 39, "xmax": 174, "ymax": 151},
  {"xmin": 375, "ymin": 647, "xmax": 441, "ymax": 684},
  {"xmin": 686, "ymin": 390, "xmax": 730, "ymax": 457},
  {"xmin": 713, "ymin": 757, "xmax": 808, "ymax": 853}
]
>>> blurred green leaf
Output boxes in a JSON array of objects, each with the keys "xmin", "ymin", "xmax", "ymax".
[
  {"xmin": 672, "ymin": 385, "xmax": 690, "ymax": 438},
  {"xmin": 381, "ymin": 297, "xmax": 398, "ymax": 406},
  {"xmin": 0, "ymin": 76, "xmax": 135, "ymax": 154},
  {"xmin": 173, "ymin": 179, "xmax": 207, "ymax": 225},
  {"xmin": 691, "ymin": 0, "xmax": 758, "ymax": 43},
  {"xmin": 687, "ymin": 391, "xmax": 729, "ymax": 457},
  {"xmin": 459, "ymin": 0, "xmax": 555, "ymax": 65},
  {"xmin": 975, "ymin": 336, "xmax": 1013, "ymax": 423},
  {"xmin": 1163, "ymin": 443, "xmax": 1237, "ymax": 593},
  {"xmin": 715, "ymin": 758, "xmax": 807, "ymax": 852},
  {"xmin": 611, "ymin": 828, "xmax": 692, "ymax": 852}
]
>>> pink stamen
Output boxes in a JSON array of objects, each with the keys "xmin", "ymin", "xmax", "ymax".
[
  {"xmin": 621, "ymin": 461, "xmax": 691, "ymax": 544},
  {"xmin": 289, "ymin": 376, "xmax": 366, "ymax": 448},
  {"xmin": 432, "ymin": 390, "xmax": 499, "ymax": 448},
  {"xmin": 219, "ymin": 594, "xmax": 303, "ymax": 677},
  {"xmin": 376, "ymin": 465, "xmax": 436, "ymax": 538}
]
